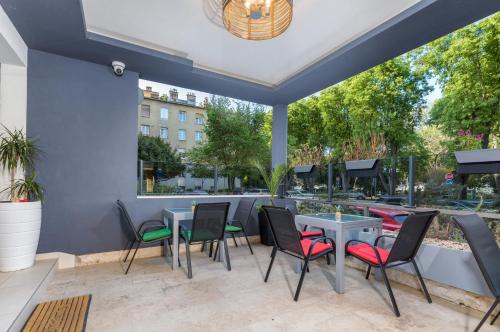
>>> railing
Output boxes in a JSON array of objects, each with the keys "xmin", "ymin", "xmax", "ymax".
[{"xmin": 291, "ymin": 197, "xmax": 500, "ymax": 245}]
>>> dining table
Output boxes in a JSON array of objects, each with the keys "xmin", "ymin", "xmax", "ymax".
[
  {"xmin": 162, "ymin": 207, "xmax": 228, "ymax": 270},
  {"xmin": 295, "ymin": 213, "xmax": 383, "ymax": 294}
]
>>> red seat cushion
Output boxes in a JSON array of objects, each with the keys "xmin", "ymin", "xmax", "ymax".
[
  {"xmin": 301, "ymin": 239, "xmax": 333, "ymax": 256},
  {"xmin": 299, "ymin": 230, "xmax": 323, "ymax": 238},
  {"xmin": 347, "ymin": 243, "xmax": 389, "ymax": 265}
]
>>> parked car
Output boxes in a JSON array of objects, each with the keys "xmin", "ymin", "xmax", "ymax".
[
  {"xmin": 286, "ymin": 189, "xmax": 315, "ymax": 199},
  {"xmin": 243, "ymin": 188, "xmax": 270, "ymax": 195},
  {"xmin": 376, "ymin": 196, "xmax": 407, "ymax": 206},
  {"xmin": 333, "ymin": 191, "xmax": 366, "ymax": 200},
  {"xmin": 355, "ymin": 206, "xmax": 410, "ymax": 231}
]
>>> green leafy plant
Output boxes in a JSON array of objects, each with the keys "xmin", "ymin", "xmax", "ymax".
[
  {"xmin": 10, "ymin": 174, "xmax": 44, "ymax": 202},
  {"xmin": 253, "ymin": 160, "xmax": 287, "ymax": 198},
  {"xmin": 0, "ymin": 127, "xmax": 43, "ymax": 202}
]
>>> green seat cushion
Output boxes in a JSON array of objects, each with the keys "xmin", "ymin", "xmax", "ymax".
[
  {"xmin": 180, "ymin": 230, "xmax": 192, "ymax": 240},
  {"xmin": 225, "ymin": 225, "xmax": 243, "ymax": 233},
  {"xmin": 142, "ymin": 228, "xmax": 172, "ymax": 241}
]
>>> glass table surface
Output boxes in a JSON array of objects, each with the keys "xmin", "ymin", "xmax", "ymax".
[
  {"xmin": 166, "ymin": 208, "xmax": 192, "ymax": 213},
  {"xmin": 302, "ymin": 213, "xmax": 378, "ymax": 222}
]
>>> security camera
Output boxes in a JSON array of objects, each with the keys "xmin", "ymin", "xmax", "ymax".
[{"xmin": 112, "ymin": 61, "xmax": 125, "ymax": 76}]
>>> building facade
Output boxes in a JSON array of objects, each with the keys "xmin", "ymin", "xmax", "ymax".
[{"xmin": 138, "ymin": 87, "xmax": 207, "ymax": 153}]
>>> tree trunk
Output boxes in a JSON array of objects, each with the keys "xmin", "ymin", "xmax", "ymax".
[
  {"xmin": 388, "ymin": 147, "xmax": 398, "ymax": 196},
  {"xmin": 340, "ymin": 170, "xmax": 349, "ymax": 192},
  {"xmin": 10, "ymin": 167, "xmax": 17, "ymax": 202},
  {"xmin": 494, "ymin": 174, "xmax": 500, "ymax": 195},
  {"xmin": 378, "ymin": 171, "xmax": 389, "ymax": 194}
]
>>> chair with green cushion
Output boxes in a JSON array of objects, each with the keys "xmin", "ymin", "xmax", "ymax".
[
  {"xmin": 116, "ymin": 200, "xmax": 173, "ymax": 274},
  {"xmin": 180, "ymin": 202, "xmax": 231, "ymax": 279},
  {"xmin": 224, "ymin": 197, "xmax": 257, "ymax": 254}
]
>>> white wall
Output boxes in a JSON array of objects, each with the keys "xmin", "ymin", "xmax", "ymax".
[{"xmin": 0, "ymin": 5, "xmax": 28, "ymax": 199}]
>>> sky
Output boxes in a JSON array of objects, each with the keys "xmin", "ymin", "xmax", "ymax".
[{"xmin": 139, "ymin": 78, "xmax": 442, "ymax": 107}]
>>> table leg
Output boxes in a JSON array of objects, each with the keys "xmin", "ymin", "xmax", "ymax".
[
  {"xmin": 172, "ymin": 216, "xmax": 179, "ymax": 270},
  {"xmin": 335, "ymin": 230, "xmax": 345, "ymax": 293},
  {"xmin": 374, "ymin": 225, "xmax": 383, "ymax": 280}
]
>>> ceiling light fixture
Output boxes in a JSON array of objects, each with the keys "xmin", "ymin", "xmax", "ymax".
[{"xmin": 223, "ymin": 0, "xmax": 293, "ymax": 41}]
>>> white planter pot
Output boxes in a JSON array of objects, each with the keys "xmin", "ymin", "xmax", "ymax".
[{"xmin": 0, "ymin": 201, "xmax": 41, "ymax": 272}]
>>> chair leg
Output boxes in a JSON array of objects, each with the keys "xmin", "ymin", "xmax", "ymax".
[
  {"xmin": 381, "ymin": 266, "xmax": 400, "ymax": 317},
  {"xmin": 294, "ymin": 258, "xmax": 310, "ymax": 301},
  {"xmin": 241, "ymin": 228, "xmax": 254, "ymax": 255},
  {"xmin": 223, "ymin": 237, "xmax": 231, "ymax": 271},
  {"xmin": 166, "ymin": 238, "xmax": 173, "ymax": 257},
  {"xmin": 475, "ymin": 299, "xmax": 499, "ymax": 332},
  {"xmin": 123, "ymin": 239, "xmax": 136, "ymax": 262},
  {"xmin": 411, "ymin": 259, "xmax": 432, "ymax": 303},
  {"xmin": 125, "ymin": 241, "xmax": 140, "ymax": 275},
  {"xmin": 231, "ymin": 233, "xmax": 238, "ymax": 247},
  {"xmin": 209, "ymin": 240, "xmax": 214, "ymax": 257},
  {"xmin": 264, "ymin": 247, "xmax": 277, "ymax": 282},
  {"xmin": 201, "ymin": 241, "xmax": 206, "ymax": 252},
  {"xmin": 491, "ymin": 306, "xmax": 499, "ymax": 325},
  {"xmin": 185, "ymin": 241, "xmax": 192, "ymax": 279},
  {"xmin": 365, "ymin": 265, "xmax": 372, "ymax": 280},
  {"xmin": 213, "ymin": 241, "xmax": 220, "ymax": 261}
]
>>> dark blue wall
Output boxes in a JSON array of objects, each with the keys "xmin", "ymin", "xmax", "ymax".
[
  {"xmin": 27, "ymin": 50, "xmax": 139, "ymax": 255},
  {"xmin": 27, "ymin": 50, "xmax": 259, "ymax": 255}
]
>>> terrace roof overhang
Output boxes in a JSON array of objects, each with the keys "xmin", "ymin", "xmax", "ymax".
[{"xmin": 1, "ymin": 0, "xmax": 499, "ymax": 106}]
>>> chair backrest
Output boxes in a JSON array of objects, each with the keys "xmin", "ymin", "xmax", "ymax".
[
  {"xmin": 262, "ymin": 206, "xmax": 303, "ymax": 257},
  {"xmin": 190, "ymin": 202, "xmax": 230, "ymax": 243},
  {"xmin": 272, "ymin": 198, "xmax": 299, "ymax": 216},
  {"xmin": 232, "ymin": 197, "xmax": 257, "ymax": 226},
  {"xmin": 452, "ymin": 214, "xmax": 500, "ymax": 298},
  {"xmin": 116, "ymin": 200, "xmax": 140, "ymax": 241},
  {"xmin": 387, "ymin": 210, "xmax": 438, "ymax": 263}
]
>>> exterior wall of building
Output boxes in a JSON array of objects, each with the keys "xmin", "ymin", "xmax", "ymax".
[{"xmin": 138, "ymin": 89, "xmax": 206, "ymax": 152}]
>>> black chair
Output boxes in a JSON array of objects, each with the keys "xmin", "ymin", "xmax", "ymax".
[
  {"xmin": 180, "ymin": 202, "xmax": 231, "ymax": 279},
  {"xmin": 452, "ymin": 214, "xmax": 500, "ymax": 331},
  {"xmin": 273, "ymin": 198, "xmax": 324, "ymax": 239},
  {"xmin": 219, "ymin": 197, "xmax": 257, "ymax": 255},
  {"xmin": 346, "ymin": 210, "xmax": 439, "ymax": 316},
  {"xmin": 116, "ymin": 200, "xmax": 173, "ymax": 274},
  {"xmin": 262, "ymin": 206, "xmax": 335, "ymax": 301}
]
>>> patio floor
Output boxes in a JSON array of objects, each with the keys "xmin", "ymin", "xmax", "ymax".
[{"xmin": 41, "ymin": 244, "xmax": 496, "ymax": 332}]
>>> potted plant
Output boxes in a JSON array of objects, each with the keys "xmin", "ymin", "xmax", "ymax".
[{"xmin": 0, "ymin": 127, "xmax": 43, "ymax": 272}]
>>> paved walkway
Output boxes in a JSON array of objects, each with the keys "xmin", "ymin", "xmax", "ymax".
[{"xmin": 42, "ymin": 244, "xmax": 497, "ymax": 331}]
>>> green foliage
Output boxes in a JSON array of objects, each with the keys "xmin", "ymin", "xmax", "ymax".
[
  {"xmin": 9, "ymin": 174, "xmax": 44, "ymax": 202},
  {"xmin": 138, "ymin": 135, "xmax": 184, "ymax": 178},
  {"xmin": 188, "ymin": 96, "xmax": 270, "ymax": 189},
  {"xmin": 416, "ymin": 13, "xmax": 500, "ymax": 148},
  {"xmin": 0, "ymin": 127, "xmax": 42, "ymax": 202},
  {"xmin": 253, "ymin": 161, "xmax": 287, "ymax": 198}
]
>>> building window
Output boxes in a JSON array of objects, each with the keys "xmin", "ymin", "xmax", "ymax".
[
  {"xmin": 140, "ymin": 125, "xmax": 150, "ymax": 136},
  {"xmin": 160, "ymin": 108, "xmax": 169, "ymax": 120},
  {"xmin": 160, "ymin": 127, "xmax": 168, "ymax": 139},
  {"xmin": 195, "ymin": 114, "xmax": 204, "ymax": 125},
  {"xmin": 140, "ymin": 104, "xmax": 150, "ymax": 117},
  {"xmin": 178, "ymin": 111, "xmax": 187, "ymax": 122},
  {"xmin": 178, "ymin": 129, "xmax": 187, "ymax": 141},
  {"xmin": 195, "ymin": 131, "xmax": 203, "ymax": 142}
]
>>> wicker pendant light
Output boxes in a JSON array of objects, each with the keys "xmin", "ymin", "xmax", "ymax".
[{"xmin": 223, "ymin": 0, "xmax": 293, "ymax": 41}]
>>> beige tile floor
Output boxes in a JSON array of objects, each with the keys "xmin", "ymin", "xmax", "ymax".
[{"xmin": 42, "ymin": 244, "xmax": 498, "ymax": 332}]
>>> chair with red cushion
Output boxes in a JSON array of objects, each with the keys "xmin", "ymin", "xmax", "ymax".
[
  {"xmin": 346, "ymin": 210, "xmax": 439, "ymax": 317},
  {"xmin": 272, "ymin": 198, "xmax": 325, "ymax": 239},
  {"xmin": 262, "ymin": 206, "xmax": 335, "ymax": 301}
]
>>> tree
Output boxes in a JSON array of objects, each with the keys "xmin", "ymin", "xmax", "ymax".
[
  {"xmin": 188, "ymin": 96, "xmax": 270, "ymax": 190},
  {"xmin": 138, "ymin": 135, "xmax": 184, "ymax": 178},
  {"xmin": 416, "ymin": 13, "xmax": 500, "ymax": 149}
]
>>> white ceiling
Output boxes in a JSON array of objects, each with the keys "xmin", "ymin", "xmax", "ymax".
[{"xmin": 82, "ymin": 0, "xmax": 422, "ymax": 87}]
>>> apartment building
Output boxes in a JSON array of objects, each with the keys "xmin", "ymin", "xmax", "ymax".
[{"xmin": 138, "ymin": 87, "xmax": 207, "ymax": 153}]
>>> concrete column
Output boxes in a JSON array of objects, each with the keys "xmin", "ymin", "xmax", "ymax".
[{"xmin": 271, "ymin": 104, "xmax": 288, "ymax": 168}]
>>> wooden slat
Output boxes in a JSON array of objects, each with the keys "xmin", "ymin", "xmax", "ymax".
[{"xmin": 23, "ymin": 295, "xmax": 91, "ymax": 332}]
